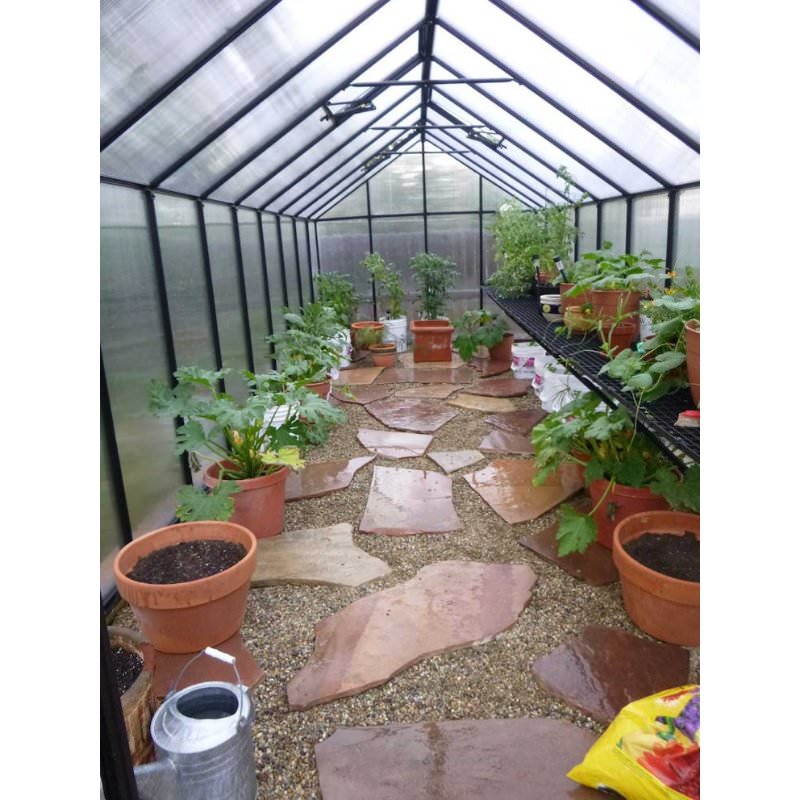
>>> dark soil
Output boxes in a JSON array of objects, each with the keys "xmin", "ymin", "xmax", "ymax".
[
  {"xmin": 112, "ymin": 647, "xmax": 143, "ymax": 696},
  {"xmin": 127, "ymin": 539, "xmax": 247, "ymax": 584},
  {"xmin": 623, "ymin": 531, "xmax": 700, "ymax": 582}
]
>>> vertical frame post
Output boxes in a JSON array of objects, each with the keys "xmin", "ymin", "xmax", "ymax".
[
  {"xmin": 256, "ymin": 212, "xmax": 277, "ymax": 369},
  {"xmin": 230, "ymin": 206, "xmax": 256, "ymax": 373},
  {"xmin": 366, "ymin": 181, "xmax": 378, "ymax": 319},
  {"xmin": 196, "ymin": 201, "xmax": 226, "ymax": 385}
]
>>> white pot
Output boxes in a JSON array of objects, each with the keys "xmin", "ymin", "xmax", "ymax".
[
  {"xmin": 511, "ymin": 342, "xmax": 546, "ymax": 379},
  {"xmin": 380, "ymin": 316, "xmax": 408, "ymax": 353},
  {"xmin": 539, "ymin": 369, "xmax": 590, "ymax": 412}
]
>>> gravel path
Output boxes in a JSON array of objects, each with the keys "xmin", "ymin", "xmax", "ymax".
[{"xmin": 111, "ymin": 366, "xmax": 700, "ymax": 799}]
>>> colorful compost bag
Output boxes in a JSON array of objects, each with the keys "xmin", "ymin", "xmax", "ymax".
[{"xmin": 568, "ymin": 685, "xmax": 700, "ymax": 799}]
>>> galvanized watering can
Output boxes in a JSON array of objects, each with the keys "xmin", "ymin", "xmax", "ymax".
[{"xmin": 130, "ymin": 647, "xmax": 257, "ymax": 800}]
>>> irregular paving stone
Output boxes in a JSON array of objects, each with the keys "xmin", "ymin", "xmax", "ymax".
[
  {"xmin": 332, "ymin": 366, "xmax": 384, "ymax": 385},
  {"xmin": 251, "ymin": 523, "xmax": 391, "ymax": 588},
  {"xmin": 485, "ymin": 408, "xmax": 549, "ymax": 436},
  {"xmin": 393, "ymin": 383, "xmax": 459, "ymax": 399},
  {"xmin": 468, "ymin": 357, "xmax": 512, "ymax": 377},
  {"xmin": 518, "ymin": 499, "xmax": 619, "ymax": 586},
  {"xmin": 316, "ymin": 718, "xmax": 601, "ymax": 800},
  {"xmin": 427, "ymin": 449, "xmax": 486, "ymax": 473},
  {"xmin": 374, "ymin": 366, "xmax": 475, "ymax": 384},
  {"xmin": 360, "ymin": 466, "xmax": 463, "ymax": 536},
  {"xmin": 152, "ymin": 633, "xmax": 263, "ymax": 702},
  {"xmin": 398, "ymin": 351, "xmax": 465, "ymax": 369},
  {"xmin": 331, "ymin": 384, "xmax": 394, "ymax": 405},
  {"xmin": 364, "ymin": 398, "xmax": 459, "ymax": 433},
  {"xmin": 287, "ymin": 561, "xmax": 536, "ymax": 710},
  {"xmin": 479, "ymin": 428, "xmax": 534, "ymax": 455},
  {"xmin": 463, "ymin": 460, "xmax": 583, "ymax": 525},
  {"xmin": 356, "ymin": 428, "xmax": 434, "ymax": 459},
  {"xmin": 531, "ymin": 626, "xmax": 691, "ymax": 724},
  {"xmin": 285, "ymin": 456, "xmax": 376, "ymax": 501},
  {"xmin": 463, "ymin": 378, "xmax": 532, "ymax": 398},
  {"xmin": 448, "ymin": 394, "xmax": 517, "ymax": 414}
]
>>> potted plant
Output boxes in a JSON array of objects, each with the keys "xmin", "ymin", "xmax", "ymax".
[
  {"xmin": 613, "ymin": 510, "xmax": 700, "ymax": 646},
  {"xmin": 531, "ymin": 391, "xmax": 700, "ymax": 555},
  {"xmin": 360, "ymin": 251, "xmax": 408, "ymax": 353},
  {"xmin": 149, "ymin": 367, "xmax": 343, "ymax": 537},
  {"xmin": 352, "ymin": 322, "xmax": 384, "ymax": 358},
  {"xmin": 113, "ymin": 519, "xmax": 257, "ymax": 653},
  {"xmin": 314, "ymin": 271, "xmax": 360, "ymax": 329},
  {"xmin": 452, "ymin": 309, "xmax": 511, "ymax": 361},
  {"xmin": 408, "ymin": 251, "xmax": 459, "ymax": 362},
  {"xmin": 368, "ymin": 340, "xmax": 397, "ymax": 367}
]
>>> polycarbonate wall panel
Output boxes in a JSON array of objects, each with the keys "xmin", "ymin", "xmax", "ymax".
[
  {"xmin": 100, "ymin": 419, "xmax": 123, "ymax": 596},
  {"xmin": 100, "ymin": 183, "xmax": 185, "ymax": 536},
  {"xmin": 281, "ymin": 218, "xmax": 302, "ymax": 309},
  {"xmin": 482, "ymin": 180, "xmax": 517, "ymax": 213},
  {"xmin": 427, "ymin": 214, "xmax": 480, "ymax": 318},
  {"xmin": 204, "ymin": 203, "xmax": 250, "ymax": 397},
  {"xmin": 369, "ymin": 154, "xmax": 424, "ymax": 215},
  {"xmin": 482, "ymin": 212, "xmax": 500, "ymax": 278},
  {"xmin": 322, "ymin": 185, "xmax": 368, "ymax": 219},
  {"xmin": 317, "ymin": 219, "xmax": 373, "ymax": 313},
  {"xmin": 631, "ymin": 193, "xmax": 669, "ymax": 261},
  {"xmin": 237, "ymin": 209, "xmax": 272, "ymax": 372},
  {"xmin": 600, "ymin": 199, "xmax": 627, "ymax": 253},
  {"xmin": 154, "ymin": 195, "xmax": 216, "ymax": 369},
  {"xmin": 262, "ymin": 215, "xmax": 288, "ymax": 330},
  {"xmin": 674, "ymin": 187, "xmax": 700, "ymax": 272},
  {"xmin": 426, "ymin": 153, "xmax": 479, "ymax": 212},
  {"xmin": 371, "ymin": 216, "xmax": 425, "ymax": 302},
  {"xmin": 577, "ymin": 204, "xmax": 598, "ymax": 257}
]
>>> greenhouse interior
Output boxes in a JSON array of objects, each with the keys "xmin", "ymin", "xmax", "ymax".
[{"xmin": 90, "ymin": 0, "xmax": 752, "ymax": 797}]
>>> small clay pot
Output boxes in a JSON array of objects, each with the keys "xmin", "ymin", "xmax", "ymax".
[
  {"xmin": 613, "ymin": 510, "xmax": 700, "ymax": 646},
  {"xmin": 350, "ymin": 321, "xmax": 384, "ymax": 351},
  {"xmin": 564, "ymin": 305, "xmax": 595, "ymax": 334},
  {"xmin": 369, "ymin": 342, "xmax": 397, "ymax": 367},
  {"xmin": 488, "ymin": 332, "xmax": 514, "ymax": 363},
  {"xmin": 601, "ymin": 320, "xmax": 637, "ymax": 357},
  {"xmin": 588, "ymin": 479, "xmax": 670, "ymax": 549},
  {"xmin": 685, "ymin": 320, "xmax": 700, "ymax": 408},
  {"xmin": 305, "ymin": 380, "xmax": 331, "ymax": 399}
]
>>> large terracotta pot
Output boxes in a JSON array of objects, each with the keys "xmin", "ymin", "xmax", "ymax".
[
  {"xmin": 589, "ymin": 479, "xmax": 670, "ymax": 549},
  {"xmin": 601, "ymin": 320, "xmax": 637, "ymax": 357},
  {"xmin": 108, "ymin": 626, "xmax": 156, "ymax": 765},
  {"xmin": 613, "ymin": 510, "xmax": 700, "ymax": 646},
  {"xmin": 559, "ymin": 283, "xmax": 591, "ymax": 312},
  {"xmin": 113, "ymin": 521, "xmax": 257, "ymax": 653},
  {"xmin": 204, "ymin": 461, "xmax": 289, "ymax": 538},
  {"xmin": 488, "ymin": 331, "xmax": 514, "ymax": 363},
  {"xmin": 591, "ymin": 289, "xmax": 641, "ymax": 338},
  {"xmin": 685, "ymin": 320, "xmax": 700, "ymax": 408},
  {"xmin": 305, "ymin": 380, "xmax": 331, "ymax": 399},
  {"xmin": 410, "ymin": 319, "xmax": 454, "ymax": 362}
]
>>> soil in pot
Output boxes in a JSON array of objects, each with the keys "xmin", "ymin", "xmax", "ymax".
[
  {"xmin": 126, "ymin": 539, "xmax": 247, "ymax": 584},
  {"xmin": 623, "ymin": 532, "xmax": 700, "ymax": 582},
  {"xmin": 112, "ymin": 647, "xmax": 143, "ymax": 696}
]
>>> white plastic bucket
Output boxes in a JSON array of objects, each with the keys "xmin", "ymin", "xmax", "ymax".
[
  {"xmin": 380, "ymin": 316, "xmax": 408, "ymax": 353},
  {"xmin": 511, "ymin": 343, "xmax": 544, "ymax": 379},
  {"xmin": 329, "ymin": 328, "xmax": 352, "ymax": 367},
  {"xmin": 539, "ymin": 369, "xmax": 590, "ymax": 412}
]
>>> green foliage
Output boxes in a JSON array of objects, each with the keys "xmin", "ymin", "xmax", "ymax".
[
  {"xmin": 566, "ymin": 243, "xmax": 664, "ymax": 294},
  {"xmin": 354, "ymin": 325, "xmax": 383, "ymax": 349},
  {"xmin": 487, "ymin": 168, "xmax": 586, "ymax": 298},
  {"xmin": 360, "ymin": 252, "xmax": 404, "ymax": 319},
  {"xmin": 175, "ymin": 481, "xmax": 240, "ymax": 523},
  {"xmin": 451, "ymin": 309, "xmax": 508, "ymax": 361},
  {"xmin": 313, "ymin": 272, "xmax": 360, "ymax": 327},
  {"xmin": 531, "ymin": 391, "xmax": 699, "ymax": 555},
  {"xmin": 409, "ymin": 252, "xmax": 458, "ymax": 319}
]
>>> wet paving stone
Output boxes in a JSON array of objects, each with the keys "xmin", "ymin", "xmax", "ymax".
[
  {"xmin": 427, "ymin": 449, "xmax": 486, "ymax": 474},
  {"xmin": 530, "ymin": 625, "xmax": 691, "ymax": 723},
  {"xmin": 484, "ymin": 408, "xmax": 548, "ymax": 435},
  {"xmin": 356, "ymin": 428, "xmax": 434, "ymax": 459},
  {"xmin": 394, "ymin": 383, "xmax": 460, "ymax": 399},
  {"xmin": 448, "ymin": 394, "xmax": 517, "ymax": 414},
  {"xmin": 359, "ymin": 466, "xmax": 463, "ymax": 536},
  {"xmin": 374, "ymin": 366, "xmax": 475, "ymax": 384},
  {"xmin": 331, "ymin": 385, "xmax": 395, "ymax": 405},
  {"xmin": 398, "ymin": 352, "xmax": 465, "ymax": 370},
  {"xmin": 287, "ymin": 561, "xmax": 537, "ymax": 710},
  {"xmin": 468, "ymin": 358, "xmax": 513, "ymax": 377},
  {"xmin": 315, "ymin": 717, "xmax": 602, "ymax": 799},
  {"xmin": 332, "ymin": 366, "xmax": 384, "ymax": 385},
  {"xmin": 462, "ymin": 378, "xmax": 533, "ymax": 398},
  {"xmin": 479, "ymin": 429, "xmax": 534, "ymax": 455},
  {"xmin": 463, "ymin": 460, "xmax": 583, "ymax": 525},
  {"xmin": 364, "ymin": 398, "xmax": 459, "ymax": 433},
  {"xmin": 285, "ymin": 456, "xmax": 375, "ymax": 501}
]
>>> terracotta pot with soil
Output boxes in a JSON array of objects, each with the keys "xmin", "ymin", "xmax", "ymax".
[
  {"xmin": 559, "ymin": 283, "xmax": 591, "ymax": 313},
  {"xmin": 613, "ymin": 510, "xmax": 700, "ymax": 646},
  {"xmin": 204, "ymin": 460, "xmax": 289, "ymax": 538},
  {"xmin": 685, "ymin": 319, "xmax": 700, "ymax": 408},
  {"xmin": 488, "ymin": 331, "xmax": 514, "ymax": 363},
  {"xmin": 369, "ymin": 341, "xmax": 397, "ymax": 367},
  {"xmin": 588, "ymin": 479, "xmax": 670, "ymax": 549},
  {"xmin": 410, "ymin": 319, "xmax": 454, "ymax": 362},
  {"xmin": 350, "ymin": 321, "xmax": 384, "ymax": 351},
  {"xmin": 591, "ymin": 289, "xmax": 641, "ymax": 338},
  {"xmin": 108, "ymin": 626, "xmax": 156, "ymax": 765},
  {"xmin": 601, "ymin": 320, "xmax": 637, "ymax": 357},
  {"xmin": 113, "ymin": 520, "xmax": 257, "ymax": 653}
]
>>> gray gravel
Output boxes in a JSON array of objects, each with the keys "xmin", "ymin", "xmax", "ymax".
[{"xmin": 110, "ymin": 368, "xmax": 700, "ymax": 800}]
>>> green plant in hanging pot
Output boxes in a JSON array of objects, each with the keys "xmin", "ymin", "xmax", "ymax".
[
  {"xmin": 408, "ymin": 251, "xmax": 459, "ymax": 362},
  {"xmin": 314, "ymin": 271, "xmax": 360, "ymax": 328},
  {"xmin": 530, "ymin": 391, "xmax": 699, "ymax": 555},
  {"xmin": 360, "ymin": 251, "xmax": 408, "ymax": 352},
  {"xmin": 452, "ymin": 309, "xmax": 509, "ymax": 361}
]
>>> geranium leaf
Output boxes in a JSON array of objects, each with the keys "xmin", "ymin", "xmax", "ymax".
[{"xmin": 556, "ymin": 505, "xmax": 598, "ymax": 556}]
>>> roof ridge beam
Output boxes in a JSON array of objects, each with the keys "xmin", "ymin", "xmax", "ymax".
[{"xmin": 418, "ymin": 0, "xmax": 440, "ymax": 139}]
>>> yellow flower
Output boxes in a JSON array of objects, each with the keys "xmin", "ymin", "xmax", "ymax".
[{"xmin": 231, "ymin": 430, "xmax": 243, "ymax": 446}]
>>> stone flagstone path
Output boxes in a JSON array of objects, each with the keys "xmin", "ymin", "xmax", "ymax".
[
  {"xmin": 479, "ymin": 428, "xmax": 534, "ymax": 455},
  {"xmin": 427, "ymin": 449, "xmax": 485, "ymax": 473},
  {"xmin": 331, "ymin": 384, "xmax": 394, "ymax": 405},
  {"xmin": 360, "ymin": 466, "xmax": 462, "ymax": 535},
  {"xmin": 286, "ymin": 561, "xmax": 537, "ymax": 710},
  {"xmin": 315, "ymin": 718, "xmax": 602, "ymax": 800},
  {"xmin": 393, "ymin": 383, "xmax": 459, "ymax": 399},
  {"xmin": 462, "ymin": 377, "xmax": 532, "ymax": 397},
  {"xmin": 448, "ymin": 393, "xmax": 517, "ymax": 413},
  {"xmin": 285, "ymin": 455, "xmax": 375, "ymax": 501},
  {"xmin": 251, "ymin": 523, "xmax": 391, "ymax": 588},
  {"xmin": 356, "ymin": 428, "xmax": 433, "ymax": 459},
  {"xmin": 332, "ymin": 366, "xmax": 383, "ymax": 385},
  {"xmin": 364, "ymin": 397, "xmax": 459, "ymax": 433},
  {"xmin": 374, "ymin": 366, "xmax": 475, "ymax": 384},
  {"xmin": 484, "ymin": 408, "xmax": 548, "ymax": 435}
]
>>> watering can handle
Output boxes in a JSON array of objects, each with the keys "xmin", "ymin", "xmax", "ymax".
[{"xmin": 168, "ymin": 646, "xmax": 244, "ymax": 698}]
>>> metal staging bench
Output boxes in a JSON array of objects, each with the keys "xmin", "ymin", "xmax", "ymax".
[{"xmin": 485, "ymin": 289, "xmax": 699, "ymax": 467}]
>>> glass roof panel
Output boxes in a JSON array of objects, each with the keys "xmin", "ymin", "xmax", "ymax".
[
  {"xmin": 100, "ymin": 0, "xmax": 266, "ymax": 137},
  {"xmin": 101, "ymin": 0, "xmax": 418, "ymax": 187},
  {"xmin": 498, "ymin": 0, "xmax": 700, "ymax": 139},
  {"xmin": 320, "ymin": 185, "xmax": 368, "ymax": 218}
]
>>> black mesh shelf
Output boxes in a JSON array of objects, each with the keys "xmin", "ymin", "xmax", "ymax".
[{"xmin": 486, "ymin": 289, "xmax": 700, "ymax": 465}]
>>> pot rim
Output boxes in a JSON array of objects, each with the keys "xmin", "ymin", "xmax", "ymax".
[{"xmin": 204, "ymin": 461, "xmax": 289, "ymax": 490}]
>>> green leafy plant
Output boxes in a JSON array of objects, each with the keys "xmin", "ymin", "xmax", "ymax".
[
  {"xmin": 314, "ymin": 272, "xmax": 360, "ymax": 327},
  {"xmin": 531, "ymin": 391, "xmax": 699, "ymax": 555},
  {"xmin": 488, "ymin": 167, "xmax": 586, "ymax": 297},
  {"xmin": 408, "ymin": 252, "xmax": 458, "ymax": 319},
  {"xmin": 360, "ymin": 252, "xmax": 404, "ymax": 320},
  {"xmin": 566, "ymin": 243, "xmax": 664, "ymax": 295},
  {"xmin": 354, "ymin": 325, "xmax": 383, "ymax": 349},
  {"xmin": 452, "ymin": 309, "xmax": 508, "ymax": 361}
]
